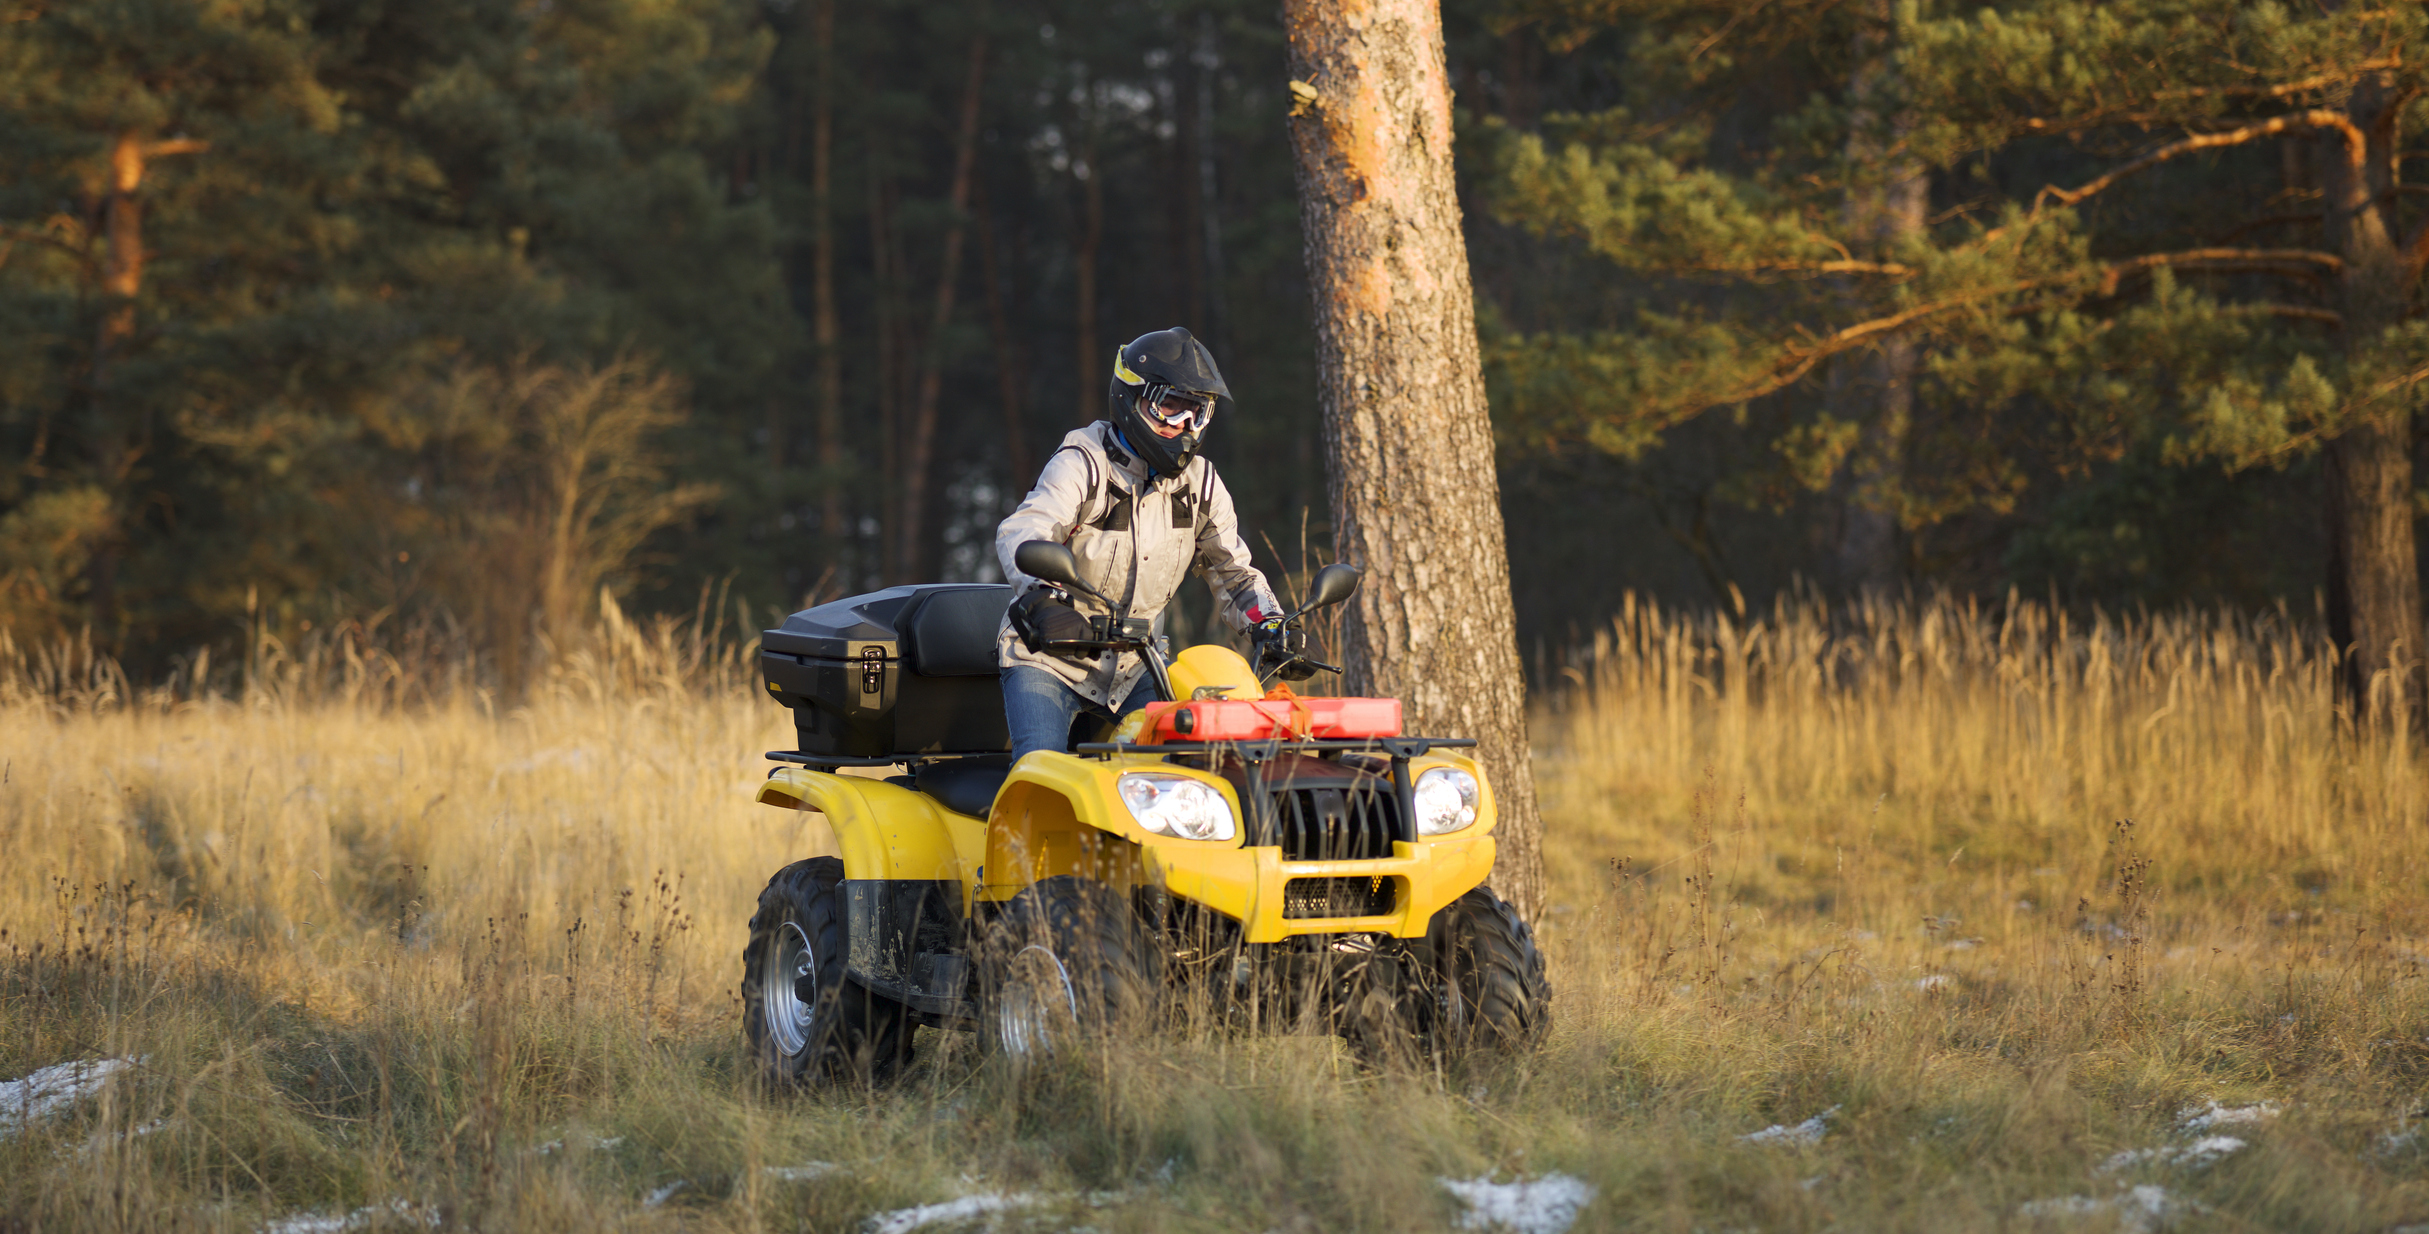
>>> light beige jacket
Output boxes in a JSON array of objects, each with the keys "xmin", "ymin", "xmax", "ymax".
[{"xmin": 995, "ymin": 422, "xmax": 1279, "ymax": 706}]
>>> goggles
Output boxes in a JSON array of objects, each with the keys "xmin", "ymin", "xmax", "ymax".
[{"xmin": 1141, "ymin": 384, "xmax": 1216, "ymax": 432}]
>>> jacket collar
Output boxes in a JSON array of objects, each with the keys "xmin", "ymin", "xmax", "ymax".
[{"xmin": 1099, "ymin": 421, "xmax": 1154, "ymax": 488}]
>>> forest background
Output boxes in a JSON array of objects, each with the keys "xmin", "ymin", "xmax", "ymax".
[{"xmin": 4, "ymin": 0, "xmax": 2426, "ymax": 682}]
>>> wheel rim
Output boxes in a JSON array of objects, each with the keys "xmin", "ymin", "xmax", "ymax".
[
  {"xmin": 762, "ymin": 920, "xmax": 818, "ymax": 1058},
  {"xmin": 993, "ymin": 944, "xmax": 1079, "ymax": 1060}
]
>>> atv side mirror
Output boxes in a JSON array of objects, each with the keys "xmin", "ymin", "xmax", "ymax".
[
  {"xmin": 1296, "ymin": 563, "xmax": 1360, "ymax": 615},
  {"xmin": 1014, "ymin": 540, "xmax": 1111, "ymax": 605}
]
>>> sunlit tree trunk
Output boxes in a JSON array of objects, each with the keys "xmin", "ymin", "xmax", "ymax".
[
  {"xmin": 88, "ymin": 130, "xmax": 204, "ymax": 635},
  {"xmin": 2320, "ymin": 76, "xmax": 2423, "ymax": 725},
  {"xmin": 1283, "ymin": 0, "xmax": 1545, "ymax": 920}
]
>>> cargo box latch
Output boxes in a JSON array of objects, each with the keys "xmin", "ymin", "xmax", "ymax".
[{"xmin": 860, "ymin": 644, "xmax": 886, "ymax": 695}]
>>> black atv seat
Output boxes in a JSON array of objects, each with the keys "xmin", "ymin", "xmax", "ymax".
[
  {"xmin": 914, "ymin": 755, "xmax": 1014, "ymax": 818},
  {"xmin": 902, "ymin": 587, "xmax": 1011, "ymax": 678}
]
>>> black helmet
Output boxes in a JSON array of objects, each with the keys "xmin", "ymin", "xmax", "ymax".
[{"xmin": 1107, "ymin": 327, "xmax": 1230, "ymax": 477}]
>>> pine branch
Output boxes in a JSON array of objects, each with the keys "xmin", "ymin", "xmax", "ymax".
[
  {"xmin": 1705, "ymin": 250, "xmax": 2346, "ymax": 410},
  {"xmin": 2357, "ymin": 360, "xmax": 2429, "ymax": 410},
  {"xmin": 2102, "ymin": 248, "xmax": 2346, "ymax": 289},
  {"xmin": 2036, "ymin": 112, "xmax": 2369, "ymax": 212},
  {"xmin": 2251, "ymin": 304, "xmax": 2341, "ymax": 327},
  {"xmin": 1714, "ymin": 279, "xmax": 2045, "ymax": 406},
  {"xmin": 0, "ymin": 220, "xmax": 84, "ymax": 256},
  {"xmin": 2153, "ymin": 59, "xmax": 2403, "ymax": 102},
  {"xmin": 1686, "ymin": 258, "xmax": 1916, "ymax": 280}
]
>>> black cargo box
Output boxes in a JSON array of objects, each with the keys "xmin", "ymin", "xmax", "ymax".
[{"xmin": 760, "ymin": 584, "xmax": 1014, "ymax": 758}]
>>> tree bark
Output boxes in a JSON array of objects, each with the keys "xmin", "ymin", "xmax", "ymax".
[
  {"xmin": 1283, "ymin": 0, "xmax": 1545, "ymax": 920},
  {"xmin": 1193, "ymin": 13, "xmax": 1231, "ymax": 355},
  {"xmin": 976, "ymin": 183, "xmax": 1031, "ymax": 491},
  {"xmin": 1830, "ymin": 0, "xmax": 1924, "ymax": 594},
  {"xmin": 88, "ymin": 131, "xmax": 204, "ymax": 638},
  {"xmin": 812, "ymin": 0, "xmax": 845, "ymax": 581},
  {"xmin": 869, "ymin": 160, "xmax": 903, "ymax": 584},
  {"xmin": 2319, "ymin": 78, "xmax": 2422, "ymax": 724},
  {"xmin": 901, "ymin": 35, "xmax": 990, "ymax": 583},
  {"xmin": 1073, "ymin": 87, "xmax": 1105, "ymax": 427}
]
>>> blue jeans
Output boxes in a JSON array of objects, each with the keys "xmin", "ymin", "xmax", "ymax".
[{"xmin": 1003, "ymin": 665, "xmax": 1154, "ymax": 761}]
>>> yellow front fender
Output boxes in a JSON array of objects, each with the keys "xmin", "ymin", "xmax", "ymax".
[
  {"xmin": 758, "ymin": 768, "xmax": 986, "ymax": 909},
  {"xmin": 978, "ymin": 751, "xmax": 1203, "ymax": 901}
]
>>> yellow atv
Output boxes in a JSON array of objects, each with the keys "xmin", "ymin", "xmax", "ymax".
[{"xmin": 741, "ymin": 544, "xmax": 1549, "ymax": 1084}]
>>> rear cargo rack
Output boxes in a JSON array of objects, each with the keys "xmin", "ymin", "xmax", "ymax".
[{"xmin": 765, "ymin": 750, "xmax": 1010, "ymax": 768}]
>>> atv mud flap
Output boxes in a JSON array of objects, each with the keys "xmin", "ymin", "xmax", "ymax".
[
  {"xmin": 843, "ymin": 879, "xmax": 973, "ymax": 1021},
  {"xmin": 1149, "ymin": 835, "xmax": 1497, "ymax": 944}
]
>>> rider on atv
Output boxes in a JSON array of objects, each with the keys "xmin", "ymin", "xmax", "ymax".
[{"xmin": 995, "ymin": 327, "xmax": 1308, "ymax": 760}]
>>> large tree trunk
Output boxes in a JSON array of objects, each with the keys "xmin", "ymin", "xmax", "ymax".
[
  {"xmin": 1830, "ymin": 0, "xmax": 1924, "ymax": 594},
  {"xmin": 86, "ymin": 131, "xmax": 203, "ymax": 639},
  {"xmin": 1282, "ymin": 0, "xmax": 1545, "ymax": 920},
  {"xmin": 2319, "ymin": 79, "xmax": 2423, "ymax": 724}
]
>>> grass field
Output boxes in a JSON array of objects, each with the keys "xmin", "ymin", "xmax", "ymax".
[{"xmin": 5, "ymin": 593, "xmax": 2428, "ymax": 1232}]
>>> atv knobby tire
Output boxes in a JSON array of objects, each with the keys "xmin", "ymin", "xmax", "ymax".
[
  {"xmin": 977, "ymin": 876, "xmax": 1161, "ymax": 1062},
  {"xmin": 741, "ymin": 857, "xmax": 915, "ymax": 1087},
  {"xmin": 1349, "ymin": 886, "xmax": 1551, "ymax": 1064}
]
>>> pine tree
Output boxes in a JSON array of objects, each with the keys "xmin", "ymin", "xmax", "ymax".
[{"xmin": 1480, "ymin": 0, "xmax": 2429, "ymax": 713}]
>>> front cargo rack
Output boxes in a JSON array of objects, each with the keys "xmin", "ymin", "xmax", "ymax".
[
  {"xmin": 1072, "ymin": 737, "xmax": 1476, "ymax": 759},
  {"xmin": 1075, "ymin": 736, "xmax": 1481, "ymax": 848}
]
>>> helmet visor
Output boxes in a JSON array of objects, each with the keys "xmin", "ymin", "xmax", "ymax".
[{"xmin": 1142, "ymin": 385, "xmax": 1216, "ymax": 432}]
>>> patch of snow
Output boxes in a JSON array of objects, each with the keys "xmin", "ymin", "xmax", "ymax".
[
  {"xmin": 1436, "ymin": 1173, "xmax": 1597, "ymax": 1234},
  {"xmin": 2178, "ymin": 1100, "xmax": 2280, "ymax": 1132},
  {"xmin": 763, "ymin": 1162, "xmax": 845, "ymax": 1182},
  {"xmin": 1, "ymin": 1057, "xmax": 143, "ymax": 1141},
  {"xmin": 2019, "ymin": 1185, "xmax": 2196, "ymax": 1233},
  {"xmin": 642, "ymin": 1180, "xmax": 687, "ymax": 1208},
  {"xmin": 2098, "ymin": 1136, "xmax": 2245, "ymax": 1173},
  {"xmin": 1741, "ymin": 1106, "xmax": 1839, "ymax": 1147},
  {"xmin": 260, "ymin": 1200, "xmax": 438, "ymax": 1234},
  {"xmin": 533, "ymin": 1134, "xmax": 621, "ymax": 1155},
  {"xmin": 863, "ymin": 1193, "xmax": 1044, "ymax": 1234}
]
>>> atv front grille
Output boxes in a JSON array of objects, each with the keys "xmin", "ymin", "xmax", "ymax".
[
  {"xmin": 1282, "ymin": 876, "xmax": 1397, "ymax": 919},
  {"xmin": 1270, "ymin": 784, "xmax": 1401, "ymax": 861}
]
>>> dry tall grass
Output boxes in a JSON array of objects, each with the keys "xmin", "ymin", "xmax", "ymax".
[{"xmin": 5, "ymin": 593, "xmax": 2427, "ymax": 1232}]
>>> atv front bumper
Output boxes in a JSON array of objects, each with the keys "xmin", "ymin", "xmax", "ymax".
[{"xmin": 1148, "ymin": 835, "xmax": 1497, "ymax": 944}]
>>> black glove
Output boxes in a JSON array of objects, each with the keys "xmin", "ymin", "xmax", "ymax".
[
  {"xmin": 1011, "ymin": 587, "xmax": 1094, "ymax": 653},
  {"xmin": 1252, "ymin": 616, "xmax": 1306, "ymax": 671}
]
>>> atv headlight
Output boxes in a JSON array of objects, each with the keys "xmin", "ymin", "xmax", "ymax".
[
  {"xmin": 1117, "ymin": 773, "xmax": 1236, "ymax": 842},
  {"xmin": 1413, "ymin": 767, "xmax": 1479, "ymax": 836}
]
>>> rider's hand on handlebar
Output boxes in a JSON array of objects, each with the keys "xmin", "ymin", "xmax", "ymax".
[
  {"xmin": 1012, "ymin": 586, "xmax": 1094, "ymax": 654},
  {"xmin": 1252, "ymin": 615, "xmax": 1306, "ymax": 669}
]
